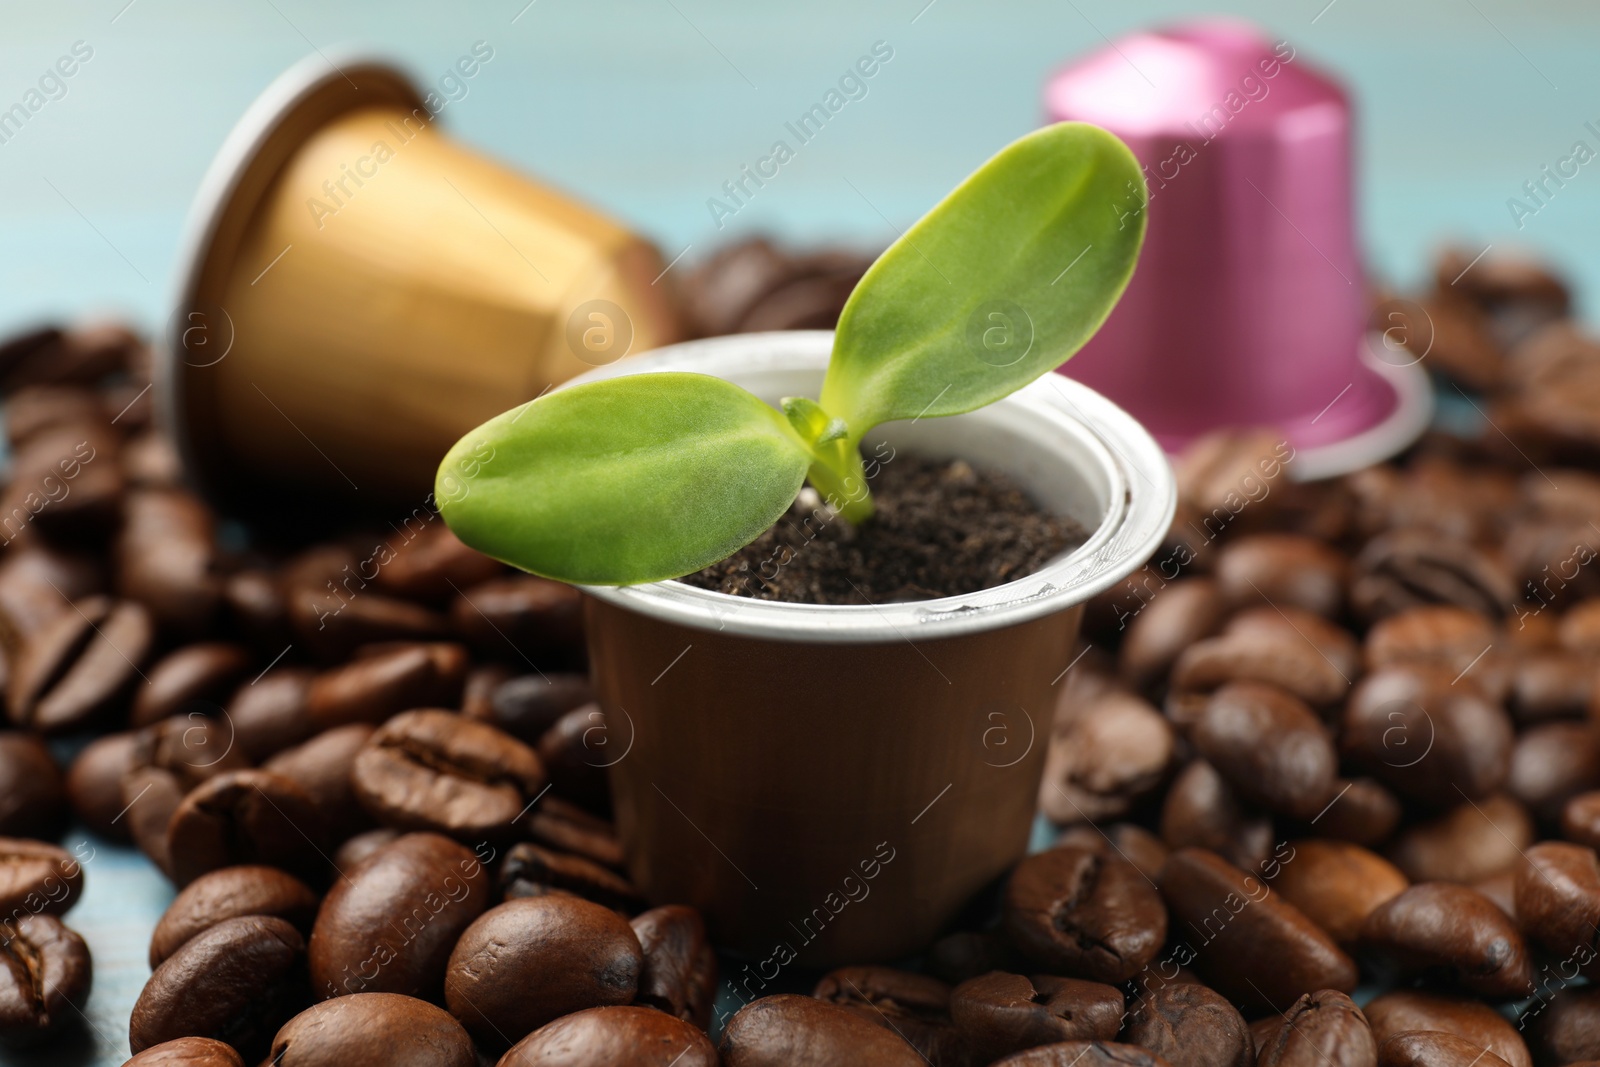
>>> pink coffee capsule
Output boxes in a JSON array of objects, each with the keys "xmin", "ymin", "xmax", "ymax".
[{"xmin": 1044, "ymin": 19, "xmax": 1429, "ymax": 478}]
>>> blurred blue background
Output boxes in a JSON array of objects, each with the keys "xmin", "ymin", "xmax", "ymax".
[{"xmin": 2, "ymin": 0, "xmax": 1598, "ymax": 335}]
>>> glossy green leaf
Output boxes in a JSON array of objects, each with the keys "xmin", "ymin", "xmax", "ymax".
[
  {"xmin": 819, "ymin": 122, "xmax": 1147, "ymax": 436},
  {"xmin": 437, "ymin": 122, "xmax": 1147, "ymax": 586},
  {"xmin": 436, "ymin": 373, "xmax": 812, "ymax": 585}
]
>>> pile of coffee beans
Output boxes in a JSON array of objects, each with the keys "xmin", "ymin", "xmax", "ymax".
[
  {"xmin": 5, "ymin": 241, "xmax": 1600, "ymax": 1066},
  {"xmin": 676, "ymin": 238, "xmax": 876, "ymax": 338},
  {"xmin": 0, "ymin": 323, "xmax": 718, "ymax": 1064}
]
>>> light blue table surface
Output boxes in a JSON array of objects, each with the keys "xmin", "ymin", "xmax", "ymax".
[{"xmin": 1, "ymin": 2, "xmax": 1592, "ymax": 1062}]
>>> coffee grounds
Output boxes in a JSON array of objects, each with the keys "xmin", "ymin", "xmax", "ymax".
[{"xmin": 683, "ymin": 454, "xmax": 1087, "ymax": 604}]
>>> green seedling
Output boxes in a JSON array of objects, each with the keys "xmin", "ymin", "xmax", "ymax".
[{"xmin": 437, "ymin": 122, "xmax": 1147, "ymax": 585}]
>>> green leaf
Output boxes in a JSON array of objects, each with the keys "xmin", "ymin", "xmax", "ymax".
[
  {"xmin": 780, "ymin": 396, "xmax": 847, "ymax": 446},
  {"xmin": 819, "ymin": 122, "xmax": 1147, "ymax": 436},
  {"xmin": 436, "ymin": 373, "xmax": 812, "ymax": 585}
]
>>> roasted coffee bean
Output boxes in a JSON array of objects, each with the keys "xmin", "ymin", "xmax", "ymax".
[
  {"xmin": 1564, "ymin": 790, "xmax": 1600, "ymax": 849},
  {"xmin": 1254, "ymin": 990, "xmax": 1376, "ymax": 1067},
  {"xmin": 1057, "ymin": 646, "xmax": 1126, "ymax": 706},
  {"xmin": 1313, "ymin": 778, "xmax": 1403, "ymax": 847},
  {"xmin": 1511, "ymin": 652, "xmax": 1593, "ymax": 721},
  {"xmin": 630, "ymin": 905, "xmax": 716, "ymax": 1030},
  {"xmin": 499, "ymin": 841, "xmax": 643, "ymax": 912},
  {"xmin": 305, "ymin": 644, "xmax": 466, "ymax": 731},
  {"xmin": 989, "ymin": 1040, "xmax": 1172, "ymax": 1066},
  {"xmin": 352, "ymin": 709, "xmax": 546, "ymax": 840},
  {"xmin": 470, "ymin": 672, "xmax": 595, "ymax": 745},
  {"xmin": 4, "ymin": 385, "xmax": 103, "ymax": 449},
  {"xmin": 1158, "ymin": 848, "xmax": 1358, "ymax": 1012},
  {"xmin": 718, "ymin": 994, "xmax": 925, "ymax": 1067},
  {"xmin": 524, "ymin": 798, "xmax": 628, "ymax": 870},
  {"xmin": 1435, "ymin": 246, "xmax": 1570, "ymax": 348},
  {"xmin": 1363, "ymin": 990, "xmax": 1530, "ymax": 1067},
  {"xmin": 1225, "ymin": 607, "xmax": 1361, "ymax": 684},
  {"xmin": 0, "ymin": 326, "xmax": 62, "ymax": 392},
  {"xmin": 97, "ymin": 381, "xmax": 156, "ymax": 439},
  {"xmin": 331, "ymin": 827, "xmax": 399, "ymax": 877},
  {"xmin": 1123, "ymin": 981, "xmax": 1251, "ymax": 1067},
  {"xmin": 121, "ymin": 1036, "xmax": 246, "ymax": 1066},
  {"xmin": 8, "ymin": 595, "xmax": 153, "ymax": 733},
  {"xmin": 116, "ymin": 489, "xmax": 223, "ymax": 635},
  {"xmin": 499, "ymin": 1004, "xmax": 719, "ymax": 1067},
  {"xmin": 284, "ymin": 555, "xmax": 449, "ymax": 663},
  {"xmin": 0, "ymin": 544, "xmax": 102, "ymax": 654},
  {"xmin": 1214, "ymin": 534, "xmax": 1347, "ymax": 617},
  {"xmin": 1562, "ymin": 599, "xmax": 1600, "ymax": 657},
  {"xmin": 264, "ymin": 724, "xmax": 377, "ymax": 842},
  {"xmin": 450, "ymin": 575, "xmax": 584, "ymax": 659},
  {"xmin": 1248, "ymin": 1002, "xmax": 1303, "ymax": 1055},
  {"xmin": 1158, "ymin": 761, "xmax": 1274, "ymax": 873},
  {"xmin": 1053, "ymin": 823, "xmax": 1169, "ymax": 883},
  {"xmin": 444, "ymin": 895, "xmax": 642, "ymax": 1048},
  {"xmin": 814, "ymin": 965, "xmax": 971, "ymax": 1066},
  {"xmin": 0, "ymin": 914, "xmax": 91, "ymax": 1046},
  {"xmin": 1118, "ymin": 579, "xmax": 1228, "ymax": 693},
  {"xmin": 726, "ymin": 247, "xmax": 871, "ymax": 333},
  {"xmin": 129, "ymin": 712, "xmax": 252, "ymax": 787},
  {"xmin": 225, "ymin": 668, "xmax": 314, "ymax": 762},
  {"xmin": 539, "ymin": 705, "xmax": 614, "ymax": 814},
  {"xmin": 1377, "ymin": 1031, "xmax": 1513, "ymax": 1067},
  {"xmin": 1350, "ymin": 530, "xmax": 1516, "ymax": 621},
  {"xmin": 1171, "ymin": 630, "xmax": 1349, "ymax": 709},
  {"xmin": 1132, "ymin": 967, "xmax": 1208, "ymax": 999},
  {"xmin": 308, "ymin": 832, "xmax": 489, "ymax": 1000},
  {"xmin": 679, "ymin": 237, "xmax": 792, "ymax": 336},
  {"xmin": 1271, "ymin": 840, "xmax": 1408, "ymax": 945},
  {"xmin": 1192, "ymin": 683, "xmax": 1336, "ymax": 821},
  {"xmin": 1173, "ymin": 429, "xmax": 1294, "ymax": 522},
  {"xmin": 72, "ymin": 714, "xmax": 249, "ymax": 855},
  {"xmin": 266, "ymin": 992, "xmax": 476, "ymax": 1067},
  {"xmin": 1506, "ymin": 519, "xmax": 1600, "ymax": 617},
  {"xmin": 1474, "ymin": 870, "xmax": 1518, "ymax": 918},
  {"xmin": 1039, "ymin": 692, "xmax": 1172, "ymax": 825},
  {"xmin": 460, "ymin": 662, "xmax": 512, "ymax": 720},
  {"xmin": 1163, "ymin": 690, "xmax": 1210, "ymax": 734},
  {"xmin": 224, "ymin": 569, "xmax": 290, "ymax": 650},
  {"xmin": 98, "ymin": 381, "xmax": 150, "ymax": 435},
  {"xmin": 121, "ymin": 430, "xmax": 181, "ymax": 485},
  {"xmin": 1523, "ymin": 986, "xmax": 1600, "ymax": 1066},
  {"xmin": 950, "ymin": 972, "xmax": 1123, "ymax": 1062},
  {"xmin": 0, "ymin": 838, "xmax": 82, "ymax": 918},
  {"xmin": 925, "ymin": 931, "xmax": 1027, "ymax": 985},
  {"xmin": 1342, "ymin": 666, "xmax": 1512, "ymax": 807},
  {"xmin": 150, "ymin": 865, "xmax": 318, "ymax": 968},
  {"xmin": 0, "ymin": 423, "xmax": 123, "ymax": 541},
  {"xmin": 130, "ymin": 643, "xmax": 251, "ymax": 728},
  {"xmin": 129, "ymin": 915, "xmax": 307, "ymax": 1059},
  {"xmin": 371, "ymin": 523, "xmax": 502, "ymax": 605},
  {"xmin": 1002, "ymin": 845, "xmax": 1166, "ymax": 983},
  {"xmin": 1386, "ymin": 794, "xmax": 1533, "ymax": 883},
  {"xmin": 123, "ymin": 766, "xmax": 187, "ymax": 876},
  {"xmin": 1364, "ymin": 607, "xmax": 1502, "ymax": 688},
  {"xmin": 1513, "ymin": 842, "xmax": 1600, "ymax": 969},
  {"xmin": 0, "ymin": 732, "xmax": 66, "ymax": 838},
  {"xmin": 1508, "ymin": 722, "xmax": 1600, "ymax": 822},
  {"xmin": 7, "ymin": 321, "xmax": 142, "ymax": 388},
  {"xmin": 1360, "ymin": 883, "xmax": 1533, "ymax": 1000},
  {"xmin": 165, "ymin": 769, "xmax": 326, "ymax": 886},
  {"xmin": 737, "ymin": 266, "xmax": 866, "ymax": 332}
]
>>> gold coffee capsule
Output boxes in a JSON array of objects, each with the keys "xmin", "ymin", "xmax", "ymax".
[{"xmin": 160, "ymin": 53, "xmax": 681, "ymax": 519}]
